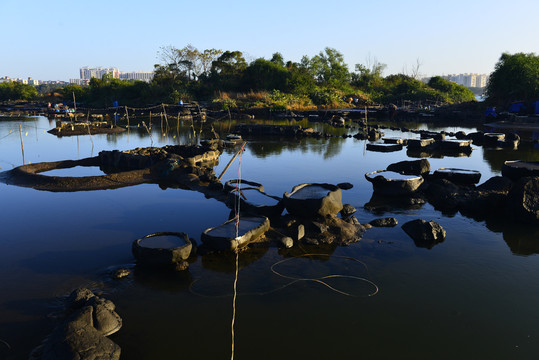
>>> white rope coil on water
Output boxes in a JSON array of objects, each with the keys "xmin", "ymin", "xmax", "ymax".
[{"xmin": 189, "ymin": 253, "xmax": 379, "ymax": 299}]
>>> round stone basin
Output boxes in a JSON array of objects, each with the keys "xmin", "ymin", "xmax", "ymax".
[
  {"xmin": 288, "ymin": 184, "xmax": 333, "ymax": 200},
  {"xmin": 224, "ymin": 179, "xmax": 265, "ymax": 193},
  {"xmin": 365, "ymin": 170, "xmax": 421, "ymax": 181},
  {"xmin": 201, "ymin": 216, "xmax": 270, "ymax": 250},
  {"xmin": 205, "ymin": 217, "xmax": 267, "ymax": 239},
  {"xmin": 433, "ymin": 168, "xmax": 481, "ymax": 184},
  {"xmin": 236, "ymin": 188, "xmax": 280, "ymax": 206},
  {"xmin": 366, "ymin": 143, "xmax": 403, "ymax": 152},
  {"xmin": 138, "ymin": 234, "xmax": 189, "ymax": 249},
  {"xmin": 365, "ymin": 170, "xmax": 424, "ymax": 195},
  {"xmin": 132, "ymin": 232, "xmax": 192, "ymax": 267},
  {"xmin": 228, "ymin": 188, "xmax": 284, "ymax": 217},
  {"xmin": 284, "ymin": 183, "xmax": 343, "ymax": 218}
]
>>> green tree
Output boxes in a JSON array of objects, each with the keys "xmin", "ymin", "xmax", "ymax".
[
  {"xmin": 209, "ymin": 51, "xmax": 248, "ymax": 91},
  {"xmin": 270, "ymin": 52, "xmax": 285, "ymax": 67},
  {"xmin": 0, "ymin": 82, "xmax": 38, "ymax": 101},
  {"xmin": 351, "ymin": 60, "xmax": 386, "ymax": 90},
  {"xmin": 486, "ymin": 52, "xmax": 539, "ymax": 106},
  {"xmin": 428, "ymin": 76, "xmax": 475, "ymax": 103},
  {"xmin": 243, "ymin": 58, "xmax": 289, "ymax": 91},
  {"xmin": 307, "ymin": 47, "xmax": 350, "ymax": 88}
]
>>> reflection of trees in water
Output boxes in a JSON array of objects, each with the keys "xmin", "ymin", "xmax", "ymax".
[
  {"xmin": 481, "ymin": 142, "xmax": 539, "ymax": 173},
  {"xmin": 246, "ymin": 137, "xmax": 344, "ymax": 159}
]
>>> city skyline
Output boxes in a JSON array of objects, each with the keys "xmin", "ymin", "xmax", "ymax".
[{"xmin": 1, "ymin": 0, "xmax": 538, "ymax": 81}]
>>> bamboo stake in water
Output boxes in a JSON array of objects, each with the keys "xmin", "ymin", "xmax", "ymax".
[
  {"xmin": 217, "ymin": 142, "xmax": 247, "ymax": 181},
  {"xmin": 162, "ymin": 104, "xmax": 169, "ymax": 132},
  {"xmin": 19, "ymin": 124, "xmax": 25, "ymax": 164},
  {"xmin": 125, "ymin": 106, "xmax": 130, "ymax": 128}
]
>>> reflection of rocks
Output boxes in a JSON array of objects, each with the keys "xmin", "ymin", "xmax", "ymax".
[
  {"xmin": 500, "ymin": 223, "xmax": 539, "ymax": 256},
  {"xmin": 200, "ymin": 247, "xmax": 268, "ymax": 273},
  {"xmin": 133, "ymin": 265, "xmax": 192, "ymax": 293},
  {"xmin": 364, "ymin": 193, "xmax": 425, "ymax": 214},
  {"xmin": 506, "ymin": 177, "xmax": 539, "ymax": 224},
  {"xmin": 402, "ymin": 219, "xmax": 446, "ymax": 249},
  {"xmin": 31, "ymin": 288, "xmax": 121, "ymax": 360}
]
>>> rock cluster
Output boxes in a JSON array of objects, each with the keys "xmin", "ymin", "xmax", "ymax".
[{"xmin": 31, "ymin": 288, "xmax": 122, "ymax": 360}]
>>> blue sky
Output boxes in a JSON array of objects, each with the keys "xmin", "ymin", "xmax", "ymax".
[{"xmin": 1, "ymin": 0, "xmax": 538, "ymax": 81}]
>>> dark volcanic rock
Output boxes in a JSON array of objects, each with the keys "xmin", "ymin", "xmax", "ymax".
[
  {"xmin": 369, "ymin": 217, "xmax": 398, "ymax": 227},
  {"xmin": 340, "ymin": 204, "xmax": 357, "ymax": 218},
  {"xmin": 386, "ymin": 159, "xmax": 431, "ymax": 175},
  {"xmin": 33, "ymin": 288, "xmax": 122, "ymax": 360},
  {"xmin": 402, "ymin": 219, "xmax": 446, "ymax": 249},
  {"xmin": 476, "ymin": 176, "xmax": 513, "ymax": 193}
]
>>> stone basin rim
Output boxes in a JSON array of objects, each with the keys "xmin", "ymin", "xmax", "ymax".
[
  {"xmin": 134, "ymin": 231, "xmax": 192, "ymax": 250},
  {"xmin": 365, "ymin": 170, "xmax": 423, "ymax": 182}
]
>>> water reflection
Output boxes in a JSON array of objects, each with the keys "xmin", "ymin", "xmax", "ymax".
[
  {"xmin": 481, "ymin": 142, "xmax": 539, "ymax": 172},
  {"xmin": 486, "ymin": 222, "xmax": 539, "ymax": 256},
  {"xmin": 133, "ymin": 265, "xmax": 192, "ymax": 293}
]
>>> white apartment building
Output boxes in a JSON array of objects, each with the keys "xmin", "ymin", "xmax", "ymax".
[
  {"xmin": 80, "ymin": 66, "xmax": 120, "ymax": 80},
  {"xmin": 69, "ymin": 79, "xmax": 90, "ymax": 86},
  {"xmin": 119, "ymin": 71, "xmax": 154, "ymax": 82},
  {"xmin": 447, "ymin": 73, "xmax": 489, "ymax": 88}
]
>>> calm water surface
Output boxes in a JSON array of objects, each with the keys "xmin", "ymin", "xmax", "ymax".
[{"xmin": 1, "ymin": 116, "xmax": 539, "ymax": 359}]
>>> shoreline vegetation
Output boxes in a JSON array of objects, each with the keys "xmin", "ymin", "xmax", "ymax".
[{"xmin": 1, "ymin": 49, "xmax": 538, "ymax": 120}]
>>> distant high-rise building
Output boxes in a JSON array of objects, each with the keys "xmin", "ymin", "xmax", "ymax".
[
  {"xmin": 446, "ymin": 73, "xmax": 489, "ymax": 88},
  {"xmin": 80, "ymin": 66, "xmax": 119, "ymax": 80},
  {"xmin": 119, "ymin": 71, "xmax": 154, "ymax": 82}
]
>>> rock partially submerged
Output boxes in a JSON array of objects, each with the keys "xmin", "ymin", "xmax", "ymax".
[
  {"xmin": 132, "ymin": 232, "xmax": 193, "ymax": 269},
  {"xmin": 283, "ymin": 183, "xmax": 343, "ymax": 218},
  {"xmin": 365, "ymin": 170, "xmax": 424, "ymax": 196},
  {"xmin": 227, "ymin": 188, "xmax": 284, "ymax": 218},
  {"xmin": 432, "ymin": 168, "xmax": 481, "ymax": 185},
  {"xmin": 506, "ymin": 176, "xmax": 539, "ymax": 224},
  {"xmin": 386, "ymin": 159, "xmax": 431, "ymax": 175},
  {"xmin": 369, "ymin": 217, "xmax": 398, "ymax": 227},
  {"xmin": 201, "ymin": 216, "xmax": 270, "ymax": 251},
  {"xmin": 502, "ymin": 161, "xmax": 539, "ymax": 181},
  {"xmin": 402, "ymin": 219, "xmax": 446, "ymax": 249},
  {"xmin": 31, "ymin": 288, "xmax": 122, "ymax": 360}
]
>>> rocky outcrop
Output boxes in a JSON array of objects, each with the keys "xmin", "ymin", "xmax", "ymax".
[
  {"xmin": 402, "ymin": 219, "xmax": 446, "ymax": 249},
  {"xmin": 31, "ymin": 288, "xmax": 122, "ymax": 360}
]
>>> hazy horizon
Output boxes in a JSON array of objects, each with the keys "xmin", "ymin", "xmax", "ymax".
[{"xmin": 2, "ymin": 0, "xmax": 538, "ymax": 81}]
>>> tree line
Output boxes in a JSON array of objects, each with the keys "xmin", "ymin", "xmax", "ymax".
[{"xmin": 4, "ymin": 47, "xmax": 537, "ymax": 111}]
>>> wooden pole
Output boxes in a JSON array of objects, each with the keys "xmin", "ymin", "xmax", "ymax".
[
  {"xmin": 19, "ymin": 124, "xmax": 25, "ymax": 165},
  {"xmin": 217, "ymin": 141, "xmax": 247, "ymax": 181},
  {"xmin": 162, "ymin": 104, "xmax": 169, "ymax": 131},
  {"xmin": 125, "ymin": 106, "xmax": 130, "ymax": 128}
]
